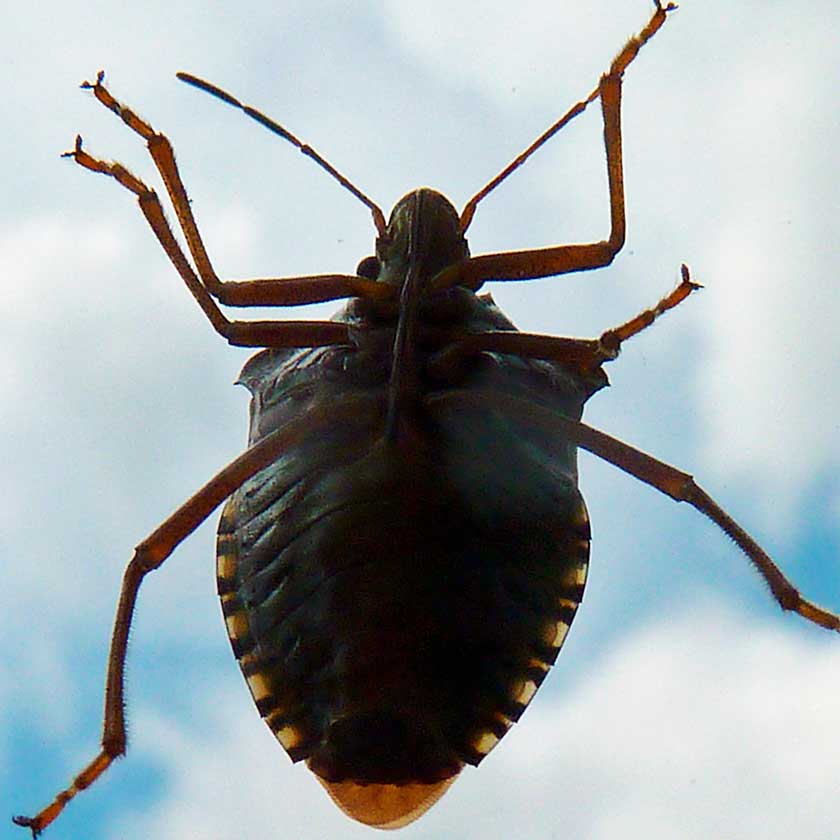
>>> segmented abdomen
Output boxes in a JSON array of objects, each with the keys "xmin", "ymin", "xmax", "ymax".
[{"xmin": 215, "ymin": 291, "xmax": 601, "ymax": 824}]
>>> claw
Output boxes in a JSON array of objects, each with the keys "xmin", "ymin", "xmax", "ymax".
[
  {"xmin": 680, "ymin": 263, "xmax": 703, "ymax": 291},
  {"xmin": 12, "ymin": 814, "xmax": 41, "ymax": 837},
  {"xmin": 60, "ymin": 134, "xmax": 83, "ymax": 159},
  {"xmin": 81, "ymin": 69, "xmax": 105, "ymax": 90}
]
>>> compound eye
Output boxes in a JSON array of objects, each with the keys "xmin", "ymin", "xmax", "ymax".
[{"xmin": 356, "ymin": 255, "xmax": 380, "ymax": 280}]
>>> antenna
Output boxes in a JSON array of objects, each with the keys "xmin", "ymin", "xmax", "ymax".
[
  {"xmin": 459, "ymin": 1, "xmax": 677, "ymax": 234},
  {"xmin": 458, "ymin": 86, "xmax": 600, "ymax": 234},
  {"xmin": 177, "ymin": 72, "xmax": 386, "ymax": 235}
]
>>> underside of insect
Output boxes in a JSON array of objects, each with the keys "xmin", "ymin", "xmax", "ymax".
[{"xmin": 15, "ymin": 2, "xmax": 840, "ymax": 836}]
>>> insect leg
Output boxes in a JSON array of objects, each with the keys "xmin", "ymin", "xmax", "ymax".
[
  {"xmin": 452, "ymin": 1, "xmax": 676, "ymax": 291},
  {"xmin": 63, "ymin": 134, "xmax": 358, "ymax": 347},
  {"xmin": 428, "ymin": 390, "xmax": 840, "ymax": 635},
  {"xmin": 598, "ymin": 264, "xmax": 700, "ymax": 351},
  {"xmin": 557, "ymin": 416, "xmax": 840, "ymax": 633},
  {"xmin": 13, "ymin": 396, "xmax": 383, "ymax": 836},
  {"xmin": 68, "ymin": 73, "xmax": 391, "ymax": 308},
  {"xmin": 430, "ymin": 265, "xmax": 699, "ymax": 376}
]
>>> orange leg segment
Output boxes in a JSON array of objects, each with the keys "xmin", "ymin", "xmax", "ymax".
[
  {"xmin": 13, "ymin": 395, "xmax": 385, "ymax": 836},
  {"xmin": 74, "ymin": 72, "xmax": 391, "ymax": 309},
  {"xmin": 63, "ymin": 134, "xmax": 363, "ymax": 348},
  {"xmin": 454, "ymin": 1, "xmax": 677, "ymax": 291},
  {"xmin": 429, "ymin": 264, "xmax": 700, "ymax": 378},
  {"xmin": 428, "ymin": 389, "xmax": 840, "ymax": 635}
]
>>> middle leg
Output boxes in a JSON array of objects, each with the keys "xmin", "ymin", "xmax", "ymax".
[{"xmin": 428, "ymin": 264, "xmax": 699, "ymax": 378}]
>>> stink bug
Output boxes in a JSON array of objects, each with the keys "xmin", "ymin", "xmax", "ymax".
[{"xmin": 15, "ymin": 2, "xmax": 840, "ymax": 835}]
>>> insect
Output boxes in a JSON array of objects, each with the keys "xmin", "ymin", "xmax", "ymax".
[{"xmin": 15, "ymin": 1, "xmax": 840, "ymax": 835}]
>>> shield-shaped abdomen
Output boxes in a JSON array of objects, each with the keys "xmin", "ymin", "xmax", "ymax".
[{"xmin": 215, "ymin": 292, "xmax": 600, "ymax": 827}]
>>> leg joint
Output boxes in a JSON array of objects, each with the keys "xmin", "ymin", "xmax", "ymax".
[{"xmin": 778, "ymin": 586, "xmax": 802, "ymax": 613}]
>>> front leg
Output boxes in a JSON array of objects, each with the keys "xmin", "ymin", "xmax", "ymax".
[
  {"xmin": 66, "ymin": 74, "xmax": 392, "ymax": 311},
  {"xmin": 63, "ymin": 135, "xmax": 371, "ymax": 348},
  {"xmin": 462, "ymin": 71, "xmax": 626, "ymax": 289},
  {"xmin": 455, "ymin": 2, "xmax": 676, "ymax": 291}
]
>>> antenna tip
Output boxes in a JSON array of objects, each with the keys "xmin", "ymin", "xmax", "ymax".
[{"xmin": 176, "ymin": 72, "xmax": 242, "ymax": 108}]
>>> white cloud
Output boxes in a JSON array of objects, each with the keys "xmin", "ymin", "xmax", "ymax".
[
  {"xmin": 382, "ymin": 1, "xmax": 655, "ymax": 109},
  {"xmin": 692, "ymin": 11, "xmax": 840, "ymax": 516},
  {"xmin": 0, "ymin": 217, "xmax": 125, "ymax": 314}
]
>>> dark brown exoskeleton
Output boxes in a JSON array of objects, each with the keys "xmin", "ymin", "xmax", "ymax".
[{"xmin": 16, "ymin": 3, "xmax": 840, "ymax": 835}]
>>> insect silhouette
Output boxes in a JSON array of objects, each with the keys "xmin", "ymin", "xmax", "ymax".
[{"xmin": 15, "ymin": 2, "xmax": 840, "ymax": 835}]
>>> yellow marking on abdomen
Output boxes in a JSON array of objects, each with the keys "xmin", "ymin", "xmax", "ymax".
[
  {"xmin": 225, "ymin": 610, "xmax": 250, "ymax": 642},
  {"xmin": 560, "ymin": 559, "xmax": 588, "ymax": 589},
  {"xmin": 275, "ymin": 724, "xmax": 304, "ymax": 750},
  {"xmin": 472, "ymin": 730, "xmax": 500, "ymax": 756},
  {"xmin": 512, "ymin": 679, "xmax": 538, "ymax": 706},
  {"xmin": 246, "ymin": 671, "xmax": 273, "ymax": 704},
  {"xmin": 543, "ymin": 619, "xmax": 570, "ymax": 649},
  {"xmin": 217, "ymin": 550, "xmax": 237, "ymax": 583}
]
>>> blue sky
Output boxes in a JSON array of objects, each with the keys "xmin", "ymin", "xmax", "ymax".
[{"xmin": 3, "ymin": 1, "xmax": 840, "ymax": 838}]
